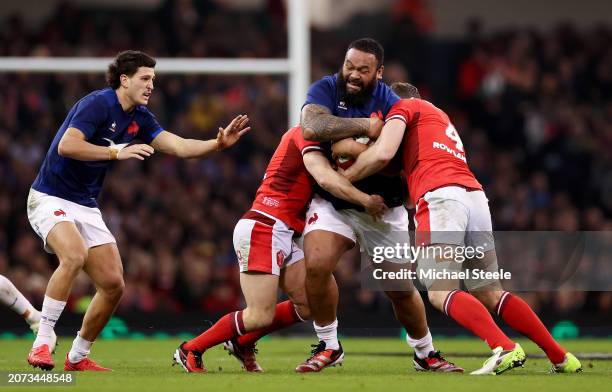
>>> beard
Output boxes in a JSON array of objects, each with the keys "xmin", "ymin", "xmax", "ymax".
[{"xmin": 336, "ymin": 70, "xmax": 377, "ymax": 108}]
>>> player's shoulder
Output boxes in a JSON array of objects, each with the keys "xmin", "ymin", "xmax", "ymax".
[
  {"xmin": 392, "ymin": 97, "xmax": 432, "ymax": 110},
  {"xmin": 373, "ymin": 81, "xmax": 400, "ymax": 103},
  {"xmin": 68, "ymin": 89, "xmax": 113, "ymax": 121},
  {"xmin": 305, "ymin": 76, "xmax": 337, "ymax": 108},
  {"xmin": 135, "ymin": 104, "xmax": 155, "ymax": 116},
  {"xmin": 285, "ymin": 126, "xmax": 321, "ymax": 150},
  {"xmin": 310, "ymin": 75, "xmax": 336, "ymax": 91},
  {"xmin": 320, "ymin": 75, "xmax": 336, "ymax": 86},
  {"xmin": 88, "ymin": 87, "xmax": 114, "ymax": 103},
  {"xmin": 284, "ymin": 125, "xmax": 305, "ymax": 142},
  {"xmin": 76, "ymin": 88, "xmax": 113, "ymax": 109},
  {"xmin": 374, "ymin": 80, "xmax": 395, "ymax": 95},
  {"xmin": 394, "ymin": 98, "xmax": 448, "ymax": 122},
  {"xmin": 413, "ymin": 98, "xmax": 445, "ymax": 115}
]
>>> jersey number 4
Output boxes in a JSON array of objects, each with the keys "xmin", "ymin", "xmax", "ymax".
[{"xmin": 445, "ymin": 124, "xmax": 464, "ymax": 152}]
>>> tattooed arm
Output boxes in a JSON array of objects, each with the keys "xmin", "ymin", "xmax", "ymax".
[{"xmin": 300, "ymin": 104, "xmax": 384, "ymax": 142}]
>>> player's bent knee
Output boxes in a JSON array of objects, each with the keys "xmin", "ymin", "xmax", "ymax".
[
  {"xmin": 427, "ymin": 290, "xmax": 448, "ymax": 311},
  {"xmin": 58, "ymin": 250, "xmax": 87, "ymax": 273},
  {"xmin": 293, "ymin": 302, "xmax": 310, "ymax": 320},
  {"xmin": 305, "ymin": 260, "xmax": 334, "ymax": 280},
  {"xmin": 284, "ymin": 286, "xmax": 310, "ymax": 320},
  {"xmin": 99, "ymin": 276, "xmax": 125, "ymax": 300}
]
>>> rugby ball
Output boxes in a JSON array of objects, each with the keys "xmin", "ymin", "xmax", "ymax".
[{"xmin": 335, "ymin": 136, "xmax": 371, "ymax": 170}]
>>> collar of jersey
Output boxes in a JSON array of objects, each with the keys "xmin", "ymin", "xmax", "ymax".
[{"xmin": 104, "ymin": 87, "xmax": 142, "ymax": 114}]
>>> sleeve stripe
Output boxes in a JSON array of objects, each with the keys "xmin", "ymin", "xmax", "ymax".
[
  {"xmin": 385, "ymin": 114, "xmax": 407, "ymax": 124},
  {"xmin": 301, "ymin": 146, "xmax": 323, "ymax": 155}
]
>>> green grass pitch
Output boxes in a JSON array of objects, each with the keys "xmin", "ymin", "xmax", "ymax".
[{"xmin": 1, "ymin": 337, "xmax": 611, "ymax": 391}]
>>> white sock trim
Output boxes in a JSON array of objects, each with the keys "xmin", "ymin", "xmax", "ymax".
[
  {"xmin": 294, "ymin": 305, "xmax": 307, "ymax": 322},
  {"xmin": 233, "ymin": 311, "xmax": 244, "ymax": 336},
  {"xmin": 496, "ymin": 291, "xmax": 511, "ymax": 316}
]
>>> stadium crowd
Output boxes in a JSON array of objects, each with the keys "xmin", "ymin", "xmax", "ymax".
[{"xmin": 0, "ymin": 1, "xmax": 610, "ymax": 321}]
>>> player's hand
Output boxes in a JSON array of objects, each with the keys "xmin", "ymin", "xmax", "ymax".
[
  {"xmin": 366, "ymin": 112, "xmax": 384, "ymax": 139},
  {"xmin": 217, "ymin": 114, "xmax": 251, "ymax": 150},
  {"xmin": 117, "ymin": 144, "xmax": 154, "ymax": 160},
  {"xmin": 364, "ymin": 194, "xmax": 388, "ymax": 220}
]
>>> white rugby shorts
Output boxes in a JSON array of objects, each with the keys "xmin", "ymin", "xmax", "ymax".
[
  {"xmin": 27, "ymin": 188, "xmax": 116, "ymax": 253},
  {"xmin": 233, "ymin": 210, "xmax": 304, "ymax": 276},
  {"xmin": 414, "ymin": 185, "xmax": 498, "ymax": 290},
  {"xmin": 414, "ymin": 185, "xmax": 494, "ymax": 250},
  {"xmin": 303, "ymin": 195, "xmax": 411, "ymax": 264}
]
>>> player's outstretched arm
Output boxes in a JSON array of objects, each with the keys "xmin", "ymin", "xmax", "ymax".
[
  {"xmin": 343, "ymin": 119, "xmax": 406, "ymax": 182},
  {"xmin": 303, "ymin": 151, "xmax": 387, "ymax": 218},
  {"xmin": 300, "ymin": 104, "xmax": 383, "ymax": 142},
  {"xmin": 58, "ymin": 128, "xmax": 154, "ymax": 161},
  {"xmin": 151, "ymin": 114, "xmax": 250, "ymax": 159}
]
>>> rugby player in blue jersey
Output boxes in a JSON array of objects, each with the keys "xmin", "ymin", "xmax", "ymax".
[
  {"xmin": 26, "ymin": 50, "xmax": 250, "ymax": 371},
  {"xmin": 294, "ymin": 39, "xmax": 461, "ymax": 372}
]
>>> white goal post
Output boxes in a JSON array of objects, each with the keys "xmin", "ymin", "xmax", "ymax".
[{"xmin": 0, "ymin": 0, "xmax": 310, "ymax": 127}]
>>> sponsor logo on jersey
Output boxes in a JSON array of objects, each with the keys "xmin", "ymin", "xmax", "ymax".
[
  {"xmin": 53, "ymin": 209, "xmax": 66, "ymax": 217},
  {"xmin": 338, "ymin": 101, "xmax": 347, "ymax": 110},
  {"xmin": 262, "ymin": 197, "xmax": 280, "ymax": 207},
  {"xmin": 432, "ymin": 142, "xmax": 466, "ymax": 162},
  {"xmin": 108, "ymin": 121, "xmax": 117, "ymax": 132}
]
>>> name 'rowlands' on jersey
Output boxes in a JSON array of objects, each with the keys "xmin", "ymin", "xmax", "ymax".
[
  {"xmin": 386, "ymin": 98, "xmax": 482, "ymax": 205},
  {"xmin": 304, "ymin": 75, "xmax": 407, "ymax": 210},
  {"xmin": 32, "ymin": 88, "xmax": 163, "ymax": 207}
]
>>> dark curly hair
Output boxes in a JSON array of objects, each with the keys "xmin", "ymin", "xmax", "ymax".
[
  {"xmin": 347, "ymin": 38, "xmax": 385, "ymax": 69},
  {"xmin": 106, "ymin": 50, "xmax": 156, "ymax": 89}
]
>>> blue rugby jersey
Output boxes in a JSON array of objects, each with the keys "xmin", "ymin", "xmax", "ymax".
[
  {"xmin": 32, "ymin": 88, "xmax": 163, "ymax": 207},
  {"xmin": 303, "ymin": 75, "xmax": 406, "ymax": 209}
]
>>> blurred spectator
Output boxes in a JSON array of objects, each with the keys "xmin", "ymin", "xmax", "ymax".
[{"xmin": 0, "ymin": 1, "xmax": 610, "ymax": 320}]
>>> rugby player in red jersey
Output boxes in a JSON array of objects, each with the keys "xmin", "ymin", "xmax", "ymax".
[
  {"xmin": 341, "ymin": 82, "xmax": 582, "ymax": 374},
  {"xmin": 173, "ymin": 126, "xmax": 387, "ymax": 373}
]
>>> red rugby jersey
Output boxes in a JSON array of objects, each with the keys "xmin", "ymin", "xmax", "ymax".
[
  {"xmin": 250, "ymin": 126, "xmax": 322, "ymax": 233},
  {"xmin": 386, "ymin": 98, "xmax": 482, "ymax": 204}
]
